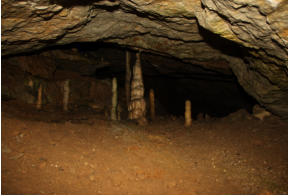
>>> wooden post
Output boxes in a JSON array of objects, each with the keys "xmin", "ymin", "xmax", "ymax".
[
  {"xmin": 63, "ymin": 80, "xmax": 70, "ymax": 112},
  {"xmin": 111, "ymin": 77, "xmax": 118, "ymax": 120},
  {"xmin": 185, "ymin": 100, "xmax": 192, "ymax": 127},
  {"xmin": 36, "ymin": 84, "xmax": 42, "ymax": 110},
  {"xmin": 125, "ymin": 51, "xmax": 131, "ymax": 108},
  {"xmin": 149, "ymin": 89, "xmax": 155, "ymax": 121}
]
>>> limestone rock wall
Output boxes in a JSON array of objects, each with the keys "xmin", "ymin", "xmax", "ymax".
[
  {"xmin": 195, "ymin": 0, "xmax": 288, "ymax": 118},
  {"xmin": 2, "ymin": 56, "xmax": 112, "ymax": 113}
]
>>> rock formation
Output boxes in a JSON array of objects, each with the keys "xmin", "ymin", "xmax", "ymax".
[
  {"xmin": 195, "ymin": 0, "xmax": 288, "ymax": 119},
  {"xmin": 1, "ymin": 0, "xmax": 288, "ymax": 119},
  {"xmin": 128, "ymin": 52, "xmax": 147, "ymax": 124},
  {"xmin": 149, "ymin": 89, "xmax": 155, "ymax": 121},
  {"xmin": 111, "ymin": 77, "xmax": 118, "ymax": 120},
  {"xmin": 185, "ymin": 100, "xmax": 192, "ymax": 127}
]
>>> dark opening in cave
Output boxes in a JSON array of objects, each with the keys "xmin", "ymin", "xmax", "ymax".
[
  {"xmin": 2, "ymin": 42, "xmax": 256, "ymax": 120},
  {"xmin": 91, "ymin": 47, "xmax": 256, "ymax": 119}
]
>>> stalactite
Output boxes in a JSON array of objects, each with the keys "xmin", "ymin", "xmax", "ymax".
[
  {"xmin": 149, "ymin": 88, "xmax": 155, "ymax": 121},
  {"xmin": 185, "ymin": 100, "xmax": 192, "ymax": 127},
  {"xmin": 128, "ymin": 51, "xmax": 147, "ymax": 125},
  {"xmin": 111, "ymin": 77, "xmax": 118, "ymax": 120},
  {"xmin": 63, "ymin": 79, "xmax": 70, "ymax": 112},
  {"xmin": 125, "ymin": 51, "xmax": 131, "ymax": 108},
  {"xmin": 36, "ymin": 84, "xmax": 42, "ymax": 110}
]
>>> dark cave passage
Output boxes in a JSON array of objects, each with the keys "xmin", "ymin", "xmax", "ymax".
[
  {"xmin": 88, "ymin": 44, "xmax": 257, "ymax": 119},
  {"xmin": 1, "ymin": 42, "xmax": 257, "ymax": 120},
  {"xmin": 144, "ymin": 75, "xmax": 256, "ymax": 118},
  {"xmin": 94, "ymin": 65, "xmax": 257, "ymax": 119}
]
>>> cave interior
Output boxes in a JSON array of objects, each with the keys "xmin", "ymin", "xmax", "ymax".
[
  {"xmin": 2, "ymin": 0, "xmax": 288, "ymax": 194},
  {"xmin": 2, "ymin": 40, "xmax": 257, "ymax": 121}
]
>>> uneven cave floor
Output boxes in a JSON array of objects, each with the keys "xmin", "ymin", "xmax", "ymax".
[{"xmin": 2, "ymin": 100, "xmax": 288, "ymax": 195}]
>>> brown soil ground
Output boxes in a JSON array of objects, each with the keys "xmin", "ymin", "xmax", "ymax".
[{"xmin": 2, "ymin": 100, "xmax": 288, "ymax": 195}]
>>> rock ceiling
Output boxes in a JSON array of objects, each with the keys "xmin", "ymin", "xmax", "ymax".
[{"xmin": 1, "ymin": 0, "xmax": 288, "ymax": 119}]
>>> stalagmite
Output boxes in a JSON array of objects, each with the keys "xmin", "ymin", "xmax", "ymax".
[
  {"xmin": 128, "ymin": 52, "xmax": 147, "ymax": 125},
  {"xmin": 185, "ymin": 100, "xmax": 192, "ymax": 127},
  {"xmin": 26, "ymin": 78, "xmax": 34, "ymax": 104},
  {"xmin": 63, "ymin": 80, "xmax": 70, "ymax": 112},
  {"xmin": 28, "ymin": 79, "xmax": 34, "ymax": 88},
  {"xmin": 111, "ymin": 77, "xmax": 118, "ymax": 120},
  {"xmin": 149, "ymin": 89, "xmax": 155, "ymax": 121},
  {"xmin": 36, "ymin": 84, "xmax": 42, "ymax": 110},
  {"xmin": 125, "ymin": 51, "xmax": 131, "ymax": 108}
]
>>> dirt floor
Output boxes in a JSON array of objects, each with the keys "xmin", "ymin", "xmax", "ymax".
[{"xmin": 2, "ymin": 100, "xmax": 288, "ymax": 195}]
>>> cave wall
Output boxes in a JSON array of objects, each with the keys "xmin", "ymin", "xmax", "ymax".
[
  {"xmin": 2, "ymin": 56, "xmax": 112, "ymax": 114},
  {"xmin": 2, "ymin": 0, "xmax": 288, "ymax": 118},
  {"xmin": 195, "ymin": 0, "xmax": 288, "ymax": 118}
]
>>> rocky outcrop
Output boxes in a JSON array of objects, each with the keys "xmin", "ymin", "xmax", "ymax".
[
  {"xmin": 1, "ymin": 0, "xmax": 288, "ymax": 118},
  {"xmin": 196, "ymin": 0, "xmax": 288, "ymax": 118},
  {"xmin": 1, "ymin": 0, "xmax": 232, "ymax": 73}
]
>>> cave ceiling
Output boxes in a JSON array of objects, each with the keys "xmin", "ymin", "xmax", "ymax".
[{"xmin": 1, "ymin": 0, "xmax": 288, "ymax": 119}]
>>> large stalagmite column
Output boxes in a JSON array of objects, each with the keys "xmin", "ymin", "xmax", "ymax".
[
  {"xmin": 128, "ymin": 52, "xmax": 147, "ymax": 124},
  {"xmin": 111, "ymin": 77, "xmax": 118, "ymax": 120},
  {"xmin": 63, "ymin": 80, "xmax": 70, "ymax": 112},
  {"xmin": 125, "ymin": 51, "xmax": 131, "ymax": 108}
]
